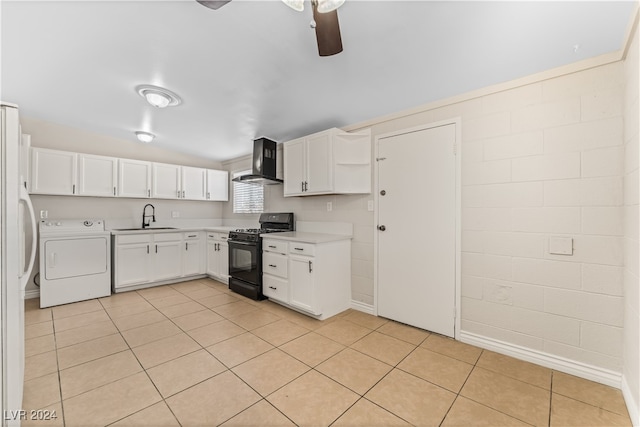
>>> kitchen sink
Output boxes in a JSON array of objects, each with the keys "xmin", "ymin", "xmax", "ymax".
[{"xmin": 113, "ymin": 227, "xmax": 178, "ymax": 231}]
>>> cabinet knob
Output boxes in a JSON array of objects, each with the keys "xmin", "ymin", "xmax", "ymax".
[
  {"xmin": 268, "ymin": 264, "xmax": 277, "ymax": 268},
  {"xmin": 269, "ymin": 286, "xmax": 277, "ymax": 290},
  {"xmin": 378, "ymin": 225, "xmax": 386, "ymax": 231}
]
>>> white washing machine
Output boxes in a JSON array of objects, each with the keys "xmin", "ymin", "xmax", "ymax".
[{"xmin": 39, "ymin": 219, "xmax": 111, "ymax": 308}]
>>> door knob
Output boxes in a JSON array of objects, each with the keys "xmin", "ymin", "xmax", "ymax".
[
  {"xmin": 380, "ymin": 190, "xmax": 386, "ymax": 196},
  {"xmin": 378, "ymin": 225, "xmax": 386, "ymax": 231}
]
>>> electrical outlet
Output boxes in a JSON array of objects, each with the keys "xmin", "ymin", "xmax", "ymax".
[
  {"xmin": 326, "ymin": 202, "xmax": 332, "ymax": 212},
  {"xmin": 40, "ymin": 210, "xmax": 48, "ymax": 219},
  {"xmin": 367, "ymin": 200, "xmax": 374, "ymax": 211},
  {"xmin": 171, "ymin": 211, "xmax": 180, "ymax": 218}
]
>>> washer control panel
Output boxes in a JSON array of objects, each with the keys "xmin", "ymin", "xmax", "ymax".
[{"xmin": 39, "ymin": 219, "xmax": 105, "ymax": 234}]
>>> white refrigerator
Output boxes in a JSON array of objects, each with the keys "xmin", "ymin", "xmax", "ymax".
[{"xmin": 1, "ymin": 102, "xmax": 37, "ymax": 426}]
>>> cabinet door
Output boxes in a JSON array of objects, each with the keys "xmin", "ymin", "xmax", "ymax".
[
  {"xmin": 154, "ymin": 241, "xmax": 182, "ymax": 281},
  {"xmin": 77, "ymin": 154, "xmax": 117, "ymax": 197},
  {"xmin": 206, "ymin": 240, "xmax": 220, "ymax": 276},
  {"xmin": 119, "ymin": 159, "xmax": 151, "ymax": 198},
  {"xmin": 218, "ymin": 241, "xmax": 229, "ymax": 278},
  {"xmin": 206, "ymin": 169, "xmax": 229, "ymax": 201},
  {"xmin": 289, "ymin": 255, "xmax": 320, "ymax": 315},
  {"xmin": 30, "ymin": 148, "xmax": 77, "ymax": 195},
  {"xmin": 283, "ymin": 138, "xmax": 306, "ymax": 196},
  {"xmin": 115, "ymin": 243, "xmax": 151, "ymax": 288},
  {"xmin": 152, "ymin": 163, "xmax": 181, "ymax": 199},
  {"xmin": 305, "ymin": 132, "xmax": 333, "ymax": 194},
  {"xmin": 183, "ymin": 238, "xmax": 202, "ymax": 276},
  {"xmin": 182, "ymin": 166, "xmax": 207, "ymax": 200}
]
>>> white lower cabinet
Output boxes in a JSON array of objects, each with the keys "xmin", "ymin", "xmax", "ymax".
[
  {"xmin": 206, "ymin": 232, "xmax": 229, "ymax": 283},
  {"xmin": 262, "ymin": 237, "xmax": 351, "ymax": 320},
  {"xmin": 289, "ymin": 254, "xmax": 318, "ymax": 315},
  {"xmin": 114, "ymin": 237, "xmax": 152, "ymax": 288},
  {"xmin": 183, "ymin": 232, "xmax": 204, "ymax": 276},
  {"xmin": 153, "ymin": 237, "xmax": 183, "ymax": 281},
  {"xmin": 262, "ymin": 241, "xmax": 288, "ymax": 303},
  {"xmin": 114, "ymin": 231, "xmax": 210, "ymax": 292}
]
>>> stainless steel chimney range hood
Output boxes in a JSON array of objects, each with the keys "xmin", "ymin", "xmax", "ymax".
[{"xmin": 232, "ymin": 137, "xmax": 283, "ymax": 186}]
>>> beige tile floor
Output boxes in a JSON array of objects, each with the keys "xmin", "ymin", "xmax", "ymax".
[{"xmin": 22, "ymin": 278, "xmax": 632, "ymax": 427}]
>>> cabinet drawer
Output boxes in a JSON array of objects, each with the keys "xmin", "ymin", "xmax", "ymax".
[
  {"xmin": 289, "ymin": 242, "xmax": 315, "ymax": 256},
  {"xmin": 183, "ymin": 232, "xmax": 201, "ymax": 240},
  {"xmin": 263, "ymin": 239, "xmax": 287, "ymax": 254},
  {"xmin": 263, "ymin": 275, "xmax": 288, "ymax": 303},
  {"xmin": 116, "ymin": 234, "xmax": 151, "ymax": 244},
  {"xmin": 154, "ymin": 232, "xmax": 182, "ymax": 242},
  {"xmin": 263, "ymin": 252, "xmax": 288, "ymax": 279},
  {"xmin": 206, "ymin": 232, "xmax": 229, "ymax": 241}
]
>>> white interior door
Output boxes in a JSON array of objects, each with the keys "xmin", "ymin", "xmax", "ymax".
[{"xmin": 377, "ymin": 123, "xmax": 457, "ymax": 337}]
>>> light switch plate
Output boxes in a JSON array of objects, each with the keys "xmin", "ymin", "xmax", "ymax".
[{"xmin": 549, "ymin": 237, "xmax": 573, "ymax": 255}]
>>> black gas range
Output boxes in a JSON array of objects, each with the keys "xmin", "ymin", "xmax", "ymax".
[{"xmin": 228, "ymin": 213, "xmax": 294, "ymax": 300}]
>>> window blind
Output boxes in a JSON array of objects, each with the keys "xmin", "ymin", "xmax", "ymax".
[{"xmin": 233, "ymin": 169, "xmax": 264, "ymax": 214}]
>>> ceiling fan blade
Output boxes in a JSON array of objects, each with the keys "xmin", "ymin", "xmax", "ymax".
[
  {"xmin": 312, "ymin": 3, "xmax": 343, "ymax": 56},
  {"xmin": 196, "ymin": 0, "xmax": 232, "ymax": 10}
]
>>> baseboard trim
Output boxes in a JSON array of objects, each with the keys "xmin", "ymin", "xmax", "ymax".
[
  {"xmin": 24, "ymin": 289, "xmax": 40, "ymax": 300},
  {"xmin": 460, "ymin": 331, "xmax": 622, "ymax": 388},
  {"xmin": 622, "ymin": 375, "xmax": 640, "ymax": 426},
  {"xmin": 350, "ymin": 300, "xmax": 374, "ymax": 315}
]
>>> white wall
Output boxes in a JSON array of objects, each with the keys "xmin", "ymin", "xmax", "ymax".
[
  {"xmin": 340, "ymin": 62, "xmax": 628, "ymax": 382},
  {"xmin": 623, "ymin": 13, "xmax": 640, "ymax": 425},
  {"xmin": 20, "ymin": 117, "xmax": 226, "ymax": 293}
]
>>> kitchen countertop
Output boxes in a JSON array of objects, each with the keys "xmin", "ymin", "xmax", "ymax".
[
  {"xmin": 261, "ymin": 231, "xmax": 352, "ymax": 244},
  {"xmin": 110, "ymin": 226, "xmax": 237, "ymax": 235}
]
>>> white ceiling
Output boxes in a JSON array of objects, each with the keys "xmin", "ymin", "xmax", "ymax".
[{"xmin": 1, "ymin": 1, "xmax": 635, "ymax": 161}]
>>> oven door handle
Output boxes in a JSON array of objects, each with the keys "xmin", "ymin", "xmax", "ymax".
[{"xmin": 228, "ymin": 240, "xmax": 255, "ymax": 246}]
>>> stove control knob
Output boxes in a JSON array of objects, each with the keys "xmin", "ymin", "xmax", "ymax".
[
  {"xmin": 56, "ymin": 222, "xmax": 61, "ymax": 226},
  {"xmin": 46, "ymin": 222, "xmax": 52, "ymax": 226}
]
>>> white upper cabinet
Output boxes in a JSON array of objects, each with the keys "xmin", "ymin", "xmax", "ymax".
[
  {"xmin": 181, "ymin": 166, "xmax": 207, "ymax": 200},
  {"xmin": 305, "ymin": 131, "xmax": 333, "ymax": 194},
  {"xmin": 152, "ymin": 162, "xmax": 181, "ymax": 199},
  {"xmin": 119, "ymin": 159, "xmax": 152, "ymax": 198},
  {"xmin": 283, "ymin": 128, "xmax": 371, "ymax": 197},
  {"xmin": 30, "ymin": 147, "xmax": 227, "ymax": 201},
  {"xmin": 77, "ymin": 153, "xmax": 118, "ymax": 197},
  {"xmin": 283, "ymin": 138, "xmax": 305, "ymax": 196},
  {"xmin": 31, "ymin": 148, "xmax": 77, "ymax": 195},
  {"xmin": 206, "ymin": 169, "xmax": 229, "ymax": 201}
]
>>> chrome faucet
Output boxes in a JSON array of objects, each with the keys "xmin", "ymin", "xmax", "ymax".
[{"xmin": 142, "ymin": 204, "xmax": 156, "ymax": 229}]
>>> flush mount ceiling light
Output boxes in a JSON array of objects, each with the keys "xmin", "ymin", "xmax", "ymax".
[
  {"xmin": 135, "ymin": 85, "xmax": 182, "ymax": 108},
  {"xmin": 135, "ymin": 131, "xmax": 155, "ymax": 143}
]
